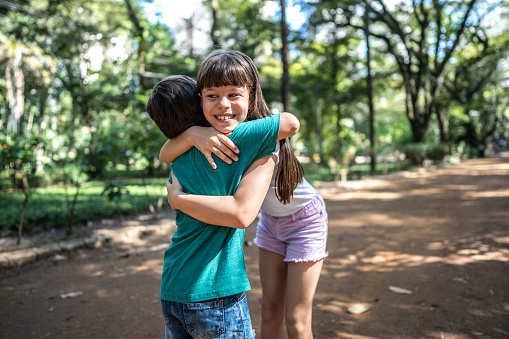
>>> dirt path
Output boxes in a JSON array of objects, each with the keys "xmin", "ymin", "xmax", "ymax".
[{"xmin": 1, "ymin": 155, "xmax": 508, "ymax": 339}]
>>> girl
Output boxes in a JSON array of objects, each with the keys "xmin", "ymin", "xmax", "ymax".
[{"xmin": 163, "ymin": 49, "xmax": 328, "ymax": 339}]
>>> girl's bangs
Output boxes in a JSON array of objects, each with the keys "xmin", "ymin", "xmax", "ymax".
[{"xmin": 199, "ymin": 59, "xmax": 251, "ymax": 89}]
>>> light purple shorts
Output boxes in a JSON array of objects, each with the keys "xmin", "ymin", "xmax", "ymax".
[{"xmin": 254, "ymin": 193, "xmax": 329, "ymax": 262}]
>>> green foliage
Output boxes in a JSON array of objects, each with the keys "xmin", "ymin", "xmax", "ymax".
[
  {"xmin": 402, "ymin": 143, "xmax": 450, "ymax": 165},
  {"xmin": 211, "ymin": 0, "xmax": 279, "ymax": 57},
  {"xmin": 101, "ymin": 180, "xmax": 130, "ymax": 201},
  {"xmin": 0, "ymin": 131, "xmax": 42, "ymax": 188},
  {"xmin": 0, "ymin": 177, "xmax": 166, "ymax": 234},
  {"xmin": 426, "ymin": 144, "xmax": 449, "ymax": 162},
  {"xmin": 50, "ymin": 163, "xmax": 88, "ymax": 188}
]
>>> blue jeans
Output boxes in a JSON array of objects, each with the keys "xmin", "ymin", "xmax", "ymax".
[{"xmin": 161, "ymin": 292, "xmax": 255, "ymax": 339}]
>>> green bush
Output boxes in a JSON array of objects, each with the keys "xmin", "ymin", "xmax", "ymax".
[
  {"xmin": 403, "ymin": 143, "xmax": 450, "ymax": 165},
  {"xmin": 426, "ymin": 143, "xmax": 449, "ymax": 162},
  {"xmin": 403, "ymin": 143, "xmax": 428, "ymax": 165}
]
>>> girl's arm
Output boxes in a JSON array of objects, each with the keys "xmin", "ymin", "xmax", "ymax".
[
  {"xmin": 159, "ymin": 126, "xmax": 239, "ymax": 169},
  {"xmin": 159, "ymin": 112, "xmax": 300, "ymax": 169},
  {"xmin": 278, "ymin": 112, "xmax": 300, "ymax": 140},
  {"xmin": 166, "ymin": 155, "xmax": 276, "ymax": 229}
]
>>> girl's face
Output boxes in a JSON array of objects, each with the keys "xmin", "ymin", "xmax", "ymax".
[{"xmin": 200, "ymin": 85, "xmax": 250, "ymax": 134}]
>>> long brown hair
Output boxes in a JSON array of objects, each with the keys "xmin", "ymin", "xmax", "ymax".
[{"xmin": 197, "ymin": 49, "xmax": 304, "ymax": 204}]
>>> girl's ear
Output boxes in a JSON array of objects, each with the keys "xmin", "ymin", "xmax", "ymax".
[
  {"xmin": 199, "ymin": 92, "xmax": 203, "ymax": 108},
  {"xmin": 249, "ymin": 91, "xmax": 255, "ymax": 107},
  {"xmin": 249, "ymin": 95, "xmax": 256, "ymax": 113}
]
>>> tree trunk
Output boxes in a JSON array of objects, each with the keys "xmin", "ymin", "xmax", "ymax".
[
  {"xmin": 184, "ymin": 16, "xmax": 194, "ymax": 58},
  {"xmin": 124, "ymin": 0, "xmax": 149, "ymax": 90},
  {"xmin": 6, "ymin": 47, "xmax": 25, "ymax": 133},
  {"xmin": 364, "ymin": 0, "xmax": 376, "ymax": 175},
  {"xmin": 330, "ymin": 23, "xmax": 342, "ymax": 162},
  {"xmin": 36, "ymin": 88, "xmax": 49, "ymax": 171},
  {"xmin": 5, "ymin": 63, "xmax": 13, "ymax": 131},
  {"xmin": 67, "ymin": 185, "xmax": 80, "ymax": 235},
  {"xmin": 316, "ymin": 98, "xmax": 323, "ymax": 163},
  {"xmin": 280, "ymin": 0, "xmax": 290, "ymax": 112},
  {"xmin": 209, "ymin": 0, "xmax": 220, "ymax": 48},
  {"xmin": 335, "ymin": 104, "xmax": 343, "ymax": 162},
  {"xmin": 435, "ymin": 102, "xmax": 448, "ymax": 142},
  {"xmin": 13, "ymin": 48, "xmax": 24, "ymax": 133},
  {"xmin": 17, "ymin": 176, "xmax": 30, "ymax": 245},
  {"xmin": 410, "ymin": 116, "xmax": 427, "ymax": 143}
]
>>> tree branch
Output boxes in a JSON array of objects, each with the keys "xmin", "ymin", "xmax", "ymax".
[{"xmin": 437, "ymin": 0, "xmax": 478, "ymax": 76}]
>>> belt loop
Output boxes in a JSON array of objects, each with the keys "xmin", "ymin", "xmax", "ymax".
[{"xmin": 291, "ymin": 210, "xmax": 298, "ymax": 222}]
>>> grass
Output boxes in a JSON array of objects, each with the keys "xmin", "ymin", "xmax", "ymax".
[{"xmin": 0, "ymin": 177, "xmax": 168, "ymax": 234}]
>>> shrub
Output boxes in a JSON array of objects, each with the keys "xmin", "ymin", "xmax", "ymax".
[
  {"xmin": 427, "ymin": 143, "xmax": 449, "ymax": 162},
  {"xmin": 402, "ymin": 143, "xmax": 450, "ymax": 165},
  {"xmin": 403, "ymin": 143, "xmax": 428, "ymax": 165}
]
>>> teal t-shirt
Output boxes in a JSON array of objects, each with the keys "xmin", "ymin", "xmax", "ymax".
[{"xmin": 160, "ymin": 114, "xmax": 280, "ymax": 302}]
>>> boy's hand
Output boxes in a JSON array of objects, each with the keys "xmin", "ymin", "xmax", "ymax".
[
  {"xmin": 189, "ymin": 126, "xmax": 239, "ymax": 169},
  {"xmin": 166, "ymin": 173, "xmax": 183, "ymax": 210}
]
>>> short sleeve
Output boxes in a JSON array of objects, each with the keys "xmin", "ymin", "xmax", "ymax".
[{"xmin": 230, "ymin": 114, "xmax": 280, "ymax": 162}]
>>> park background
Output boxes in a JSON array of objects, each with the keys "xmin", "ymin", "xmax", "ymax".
[{"xmin": 1, "ymin": 0, "xmax": 508, "ymax": 245}]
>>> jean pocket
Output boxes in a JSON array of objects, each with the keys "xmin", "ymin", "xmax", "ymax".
[{"xmin": 183, "ymin": 300, "xmax": 226, "ymax": 339}]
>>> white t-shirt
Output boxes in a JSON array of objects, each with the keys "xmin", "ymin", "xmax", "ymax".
[{"xmin": 260, "ymin": 143, "xmax": 317, "ymax": 217}]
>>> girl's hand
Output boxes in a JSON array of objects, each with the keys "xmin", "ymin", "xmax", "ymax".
[
  {"xmin": 189, "ymin": 126, "xmax": 239, "ymax": 169},
  {"xmin": 166, "ymin": 172, "xmax": 183, "ymax": 210}
]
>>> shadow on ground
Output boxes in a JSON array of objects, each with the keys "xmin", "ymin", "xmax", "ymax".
[{"xmin": 1, "ymin": 154, "xmax": 508, "ymax": 339}]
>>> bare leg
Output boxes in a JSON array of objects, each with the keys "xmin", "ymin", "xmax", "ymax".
[
  {"xmin": 259, "ymin": 248, "xmax": 287, "ymax": 339},
  {"xmin": 285, "ymin": 259, "xmax": 324, "ymax": 339}
]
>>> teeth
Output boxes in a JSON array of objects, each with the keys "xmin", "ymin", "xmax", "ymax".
[{"xmin": 217, "ymin": 115, "xmax": 231, "ymax": 121}]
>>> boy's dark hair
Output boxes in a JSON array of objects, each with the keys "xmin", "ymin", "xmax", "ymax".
[{"xmin": 147, "ymin": 75, "xmax": 206, "ymax": 139}]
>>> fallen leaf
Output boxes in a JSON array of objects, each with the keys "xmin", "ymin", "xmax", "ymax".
[
  {"xmin": 60, "ymin": 291, "xmax": 83, "ymax": 299},
  {"xmin": 461, "ymin": 328, "xmax": 485, "ymax": 336},
  {"xmin": 388, "ymin": 286, "xmax": 413, "ymax": 294},
  {"xmin": 347, "ymin": 304, "xmax": 370, "ymax": 314},
  {"xmin": 453, "ymin": 277, "xmax": 468, "ymax": 284}
]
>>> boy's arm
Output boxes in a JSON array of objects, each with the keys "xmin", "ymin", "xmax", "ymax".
[
  {"xmin": 160, "ymin": 112, "xmax": 300, "ymax": 168},
  {"xmin": 159, "ymin": 126, "xmax": 240, "ymax": 169},
  {"xmin": 166, "ymin": 155, "xmax": 275, "ymax": 229}
]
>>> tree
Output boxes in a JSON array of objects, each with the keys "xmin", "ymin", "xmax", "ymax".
[
  {"xmin": 50, "ymin": 163, "xmax": 88, "ymax": 235},
  {"xmin": 304, "ymin": 0, "xmax": 384, "ymax": 167},
  {"xmin": 281, "ymin": 0, "xmax": 290, "ymax": 111},
  {"xmin": 0, "ymin": 131, "xmax": 41, "ymax": 244},
  {"xmin": 203, "ymin": 0, "xmax": 279, "ymax": 58},
  {"xmin": 309, "ymin": 0, "xmax": 502, "ymax": 143},
  {"xmin": 442, "ymin": 6, "xmax": 509, "ymax": 155},
  {"xmin": 446, "ymin": 51, "xmax": 509, "ymax": 155}
]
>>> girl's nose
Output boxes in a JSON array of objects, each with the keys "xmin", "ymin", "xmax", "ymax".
[{"xmin": 217, "ymin": 96, "xmax": 231, "ymax": 109}]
